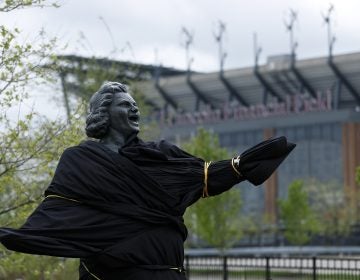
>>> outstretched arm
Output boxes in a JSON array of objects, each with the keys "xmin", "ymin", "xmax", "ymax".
[
  {"xmin": 204, "ymin": 159, "xmax": 244, "ymax": 197},
  {"xmin": 204, "ymin": 136, "xmax": 296, "ymax": 197}
]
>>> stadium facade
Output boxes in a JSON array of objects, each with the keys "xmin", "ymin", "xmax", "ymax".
[{"xmin": 138, "ymin": 52, "xmax": 360, "ymax": 220}]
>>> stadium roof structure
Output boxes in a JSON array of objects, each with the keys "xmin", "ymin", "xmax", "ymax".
[
  {"xmin": 139, "ymin": 52, "xmax": 360, "ymax": 113},
  {"xmin": 55, "ymin": 54, "xmax": 188, "ymax": 80}
]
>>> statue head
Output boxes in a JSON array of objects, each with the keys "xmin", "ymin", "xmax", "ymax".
[{"xmin": 86, "ymin": 81, "xmax": 140, "ymax": 140}]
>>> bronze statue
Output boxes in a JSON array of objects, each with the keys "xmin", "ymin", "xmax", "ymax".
[
  {"xmin": 86, "ymin": 82, "xmax": 140, "ymax": 152},
  {"xmin": 0, "ymin": 81, "xmax": 295, "ymax": 279}
]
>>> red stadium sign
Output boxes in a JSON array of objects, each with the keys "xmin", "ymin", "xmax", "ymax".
[{"xmin": 158, "ymin": 90, "xmax": 332, "ymax": 127}]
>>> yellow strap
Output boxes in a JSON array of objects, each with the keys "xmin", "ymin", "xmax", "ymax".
[
  {"xmin": 231, "ymin": 156, "xmax": 242, "ymax": 177},
  {"xmin": 45, "ymin": 194, "xmax": 80, "ymax": 203},
  {"xmin": 170, "ymin": 267, "xmax": 184, "ymax": 272},
  {"xmin": 82, "ymin": 262, "xmax": 102, "ymax": 280},
  {"xmin": 202, "ymin": 161, "xmax": 212, "ymax": 198}
]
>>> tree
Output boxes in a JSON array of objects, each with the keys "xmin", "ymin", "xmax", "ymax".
[
  {"xmin": 279, "ymin": 180, "xmax": 319, "ymax": 245},
  {"xmin": 305, "ymin": 180, "xmax": 356, "ymax": 240},
  {"xmin": 183, "ymin": 128, "xmax": 243, "ymax": 250},
  {"xmin": 0, "ymin": 0, "xmax": 59, "ymax": 12},
  {"xmin": 0, "ymin": 1, "xmax": 82, "ymax": 278},
  {"xmin": 0, "ymin": 3, "xmax": 158, "ymax": 277}
]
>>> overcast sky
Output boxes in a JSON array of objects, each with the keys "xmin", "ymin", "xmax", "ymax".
[{"xmin": 2, "ymin": 0, "xmax": 360, "ymax": 73}]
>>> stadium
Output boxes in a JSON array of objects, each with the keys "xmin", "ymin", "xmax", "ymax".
[{"xmin": 135, "ymin": 51, "xmax": 360, "ymax": 220}]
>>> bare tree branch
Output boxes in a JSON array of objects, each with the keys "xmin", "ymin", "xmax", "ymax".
[{"xmin": 0, "ymin": 195, "xmax": 41, "ymax": 217}]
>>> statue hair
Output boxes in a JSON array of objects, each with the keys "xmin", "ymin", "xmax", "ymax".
[{"xmin": 85, "ymin": 81, "xmax": 128, "ymax": 139}]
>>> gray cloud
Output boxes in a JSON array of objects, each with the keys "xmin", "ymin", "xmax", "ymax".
[{"xmin": 1, "ymin": 0, "xmax": 359, "ymax": 72}]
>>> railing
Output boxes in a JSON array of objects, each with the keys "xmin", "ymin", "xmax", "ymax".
[{"xmin": 184, "ymin": 255, "xmax": 360, "ymax": 280}]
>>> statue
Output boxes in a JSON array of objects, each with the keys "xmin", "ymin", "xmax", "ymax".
[{"xmin": 0, "ymin": 82, "xmax": 295, "ymax": 279}]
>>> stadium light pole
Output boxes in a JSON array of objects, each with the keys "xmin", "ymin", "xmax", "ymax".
[
  {"xmin": 322, "ymin": 4, "xmax": 336, "ymax": 58},
  {"xmin": 253, "ymin": 33, "xmax": 282, "ymax": 103},
  {"xmin": 284, "ymin": 9, "xmax": 298, "ymax": 60},
  {"xmin": 181, "ymin": 27, "xmax": 213, "ymax": 109},
  {"xmin": 181, "ymin": 27, "xmax": 194, "ymax": 73},
  {"xmin": 213, "ymin": 21, "xmax": 248, "ymax": 106},
  {"xmin": 323, "ymin": 4, "xmax": 360, "ymax": 105},
  {"xmin": 284, "ymin": 9, "xmax": 316, "ymax": 98},
  {"xmin": 213, "ymin": 20, "xmax": 227, "ymax": 74}
]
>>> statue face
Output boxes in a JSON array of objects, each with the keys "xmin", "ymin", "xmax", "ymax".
[{"xmin": 108, "ymin": 92, "xmax": 140, "ymax": 139}]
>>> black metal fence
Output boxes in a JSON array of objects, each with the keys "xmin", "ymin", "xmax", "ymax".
[{"xmin": 184, "ymin": 256, "xmax": 360, "ymax": 280}]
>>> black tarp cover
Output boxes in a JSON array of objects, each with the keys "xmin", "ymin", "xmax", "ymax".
[{"xmin": 0, "ymin": 138, "xmax": 242, "ymax": 279}]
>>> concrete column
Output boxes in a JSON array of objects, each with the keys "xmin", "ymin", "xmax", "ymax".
[{"xmin": 342, "ymin": 123, "xmax": 360, "ymax": 196}]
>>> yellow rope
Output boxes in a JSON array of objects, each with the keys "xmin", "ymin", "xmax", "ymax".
[
  {"xmin": 45, "ymin": 194, "xmax": 80, "ymax": 203},
  {"xmin": 81, "ymin": 262, "xmax": 102, "ymax": 280},
  {"xmin": 202, "ymin": 161, "xmax": 212, "ymax": 198},
  {"xmin": 231, "ymin": 156, "xmax": 242, "ymax": 177},
  {"xmin": 169, "ymin": 267, "xmax": 184, "ymax": 272}
]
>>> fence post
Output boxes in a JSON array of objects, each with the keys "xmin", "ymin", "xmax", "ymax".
[
  {"xmin": 312, "ymin": 257, "xmax": 317, "ymax": 280},
  {"xmin": 223, "ymin": 256, "xmax": 228, "ymax": 280},
  {"xmin": 265, "ymin": 257, "xmax": 270, "ymax": 280}
]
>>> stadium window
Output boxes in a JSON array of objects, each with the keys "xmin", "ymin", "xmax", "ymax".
[
  {"xmin": 322, "ymin": 123, "xmax": 332, "ymax": 140},
  {"xmin": 310, "ymin": 125, "xmax": 321, "ymax": 139},
  {"xmin": 219, "ymin": 133, "xmax": 230, "ymax": 147},
  {"xmin": 333, "ymin": 124, "xmax": 342, "ymax": 143},
  {"xmin": 295, "ymin": 126, "xmax": 305, "ymax": 141}
]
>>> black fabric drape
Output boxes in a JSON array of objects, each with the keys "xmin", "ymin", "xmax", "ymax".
[
  {"xmin": 0, "ymin": 138, "xmax": 243, "ymax": 279},
  {"xmin": 238, "ymin": 136, "xmax": 296, "ymax": 186},
  {"xmin": 0, "ymin": 136, "xmax": 295, "ymax": 279}
]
